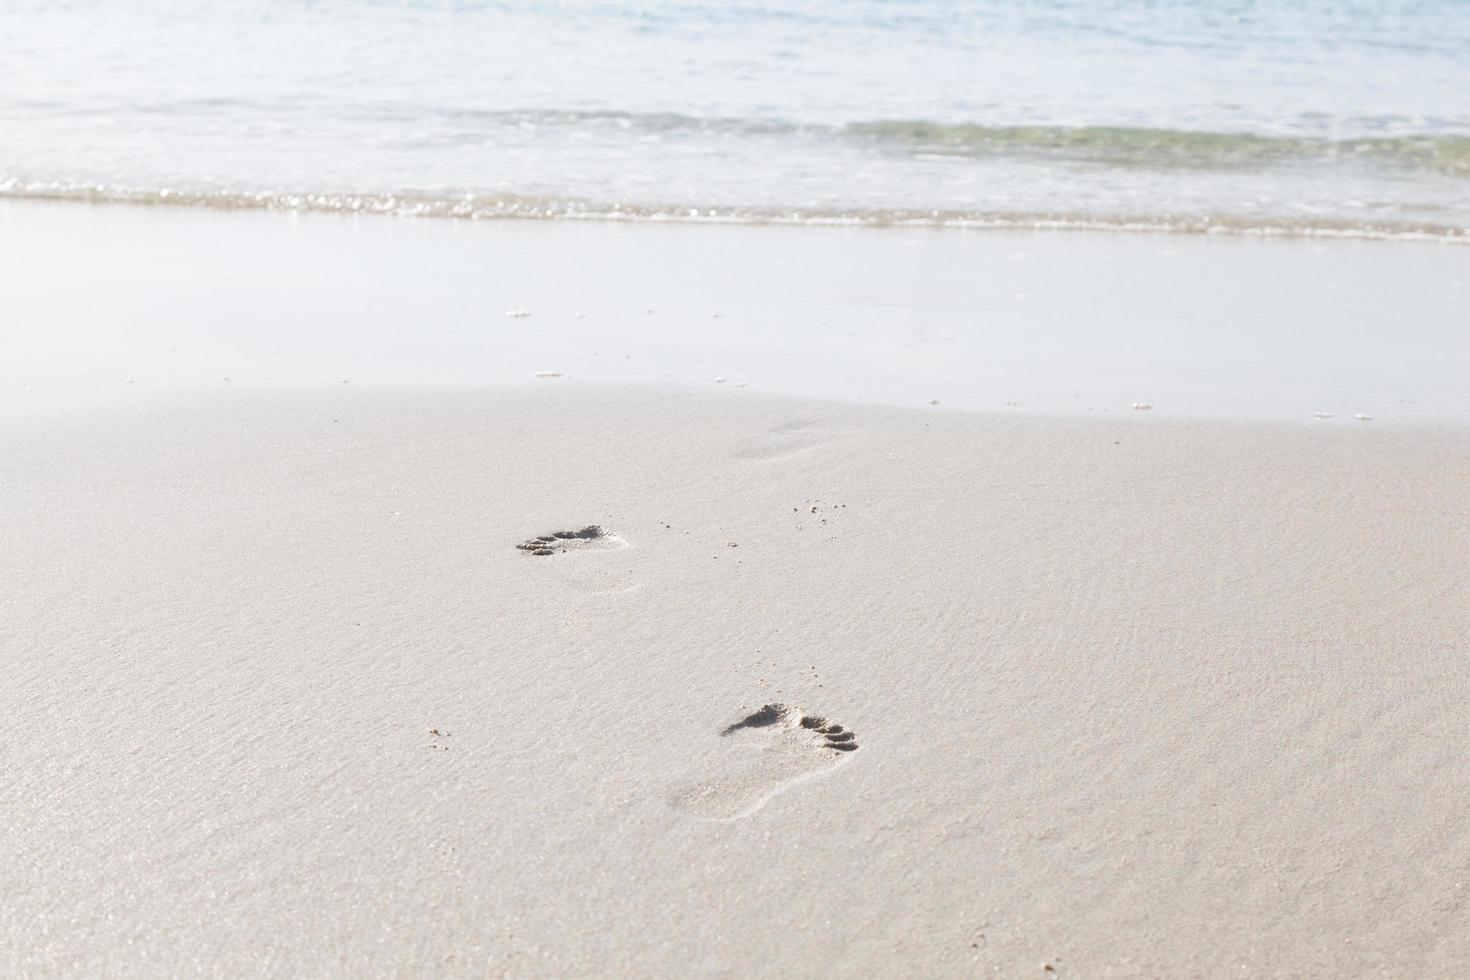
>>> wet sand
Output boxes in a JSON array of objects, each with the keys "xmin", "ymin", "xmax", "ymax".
[{"xmin": 2, "ymin": 199, "xmax": 1467, "ymax": 422}]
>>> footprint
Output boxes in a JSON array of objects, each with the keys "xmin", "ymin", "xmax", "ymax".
[
  {"xmin": 672, "ymin": 703, "xmax": 859, "ymax": 820},
  {"xmin": 516, "ymin": 525, "xmax": 626, "ymax": 556},
  {"xmin": 733, "ymin": 420, "xmax": 833, "ymax": 462}
]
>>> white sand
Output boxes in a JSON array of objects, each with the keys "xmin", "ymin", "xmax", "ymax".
[{"xmin": 4, "ymin": 384, "xmax": 1468, "ymax": 977}]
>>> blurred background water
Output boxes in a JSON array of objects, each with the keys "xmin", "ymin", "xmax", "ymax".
[{"xmin": 2, "ymin": 0, "xmax": 1467, "ymax": 237}]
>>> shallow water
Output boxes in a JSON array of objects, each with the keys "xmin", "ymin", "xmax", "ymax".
[{"xmin": 2, "ymin": 0, "xmax": 1468, "ymax": 238}]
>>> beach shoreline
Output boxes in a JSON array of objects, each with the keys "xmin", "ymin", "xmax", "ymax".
[{"xmin": 6, "ymin": 0, "xmax": 1470, "ymax": 971}]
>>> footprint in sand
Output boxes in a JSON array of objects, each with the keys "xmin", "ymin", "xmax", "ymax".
[
  {"xmin": 516, "ymin": 525, "xmax": 635, "ymax": 593},
  {"xmin": 734, "ymin": 420, "xmax": 834, "ymax": 462},
  {"xmin": 516, "ymin": 525, "xmax": 627, "ymax": 556},
  {"xmin": 672, "ymin": 703, "xmax": 859, "ymax": 820}
]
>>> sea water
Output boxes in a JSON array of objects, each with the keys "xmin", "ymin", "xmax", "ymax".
[{"xmin": 1, "ymin": 0, "xmax": 1467, "ymax": 239}]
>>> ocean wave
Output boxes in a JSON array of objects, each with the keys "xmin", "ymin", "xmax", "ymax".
[
  {"xmin": 282, "ymin": 107, "xmax": 1470, "ymax": 176},
  {"xmin": 845, "ymin": 122, "xmax": 1470, "ymax": 176},
  {"xmin": 78, "ymin": 103, "xmax": 1466, "ymax": 176},
  {"xmin": 225, "ymin": 107, "xmax": 1470, "ymax": 176},
  {"xmin": 1, "ymin": 179, "xmax": 1465, "ymax": 243}
]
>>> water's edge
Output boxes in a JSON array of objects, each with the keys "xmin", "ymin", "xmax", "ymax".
[{"xmin": 4, "ymin": 181, "xmax": 1465, "ymax": 244}]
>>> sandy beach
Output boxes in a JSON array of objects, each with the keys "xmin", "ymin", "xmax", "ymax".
[
  {"xmin": 4, "ymin": 377, "xmax": 1468, "ymax": 977},
  {"xmin": 6, "ymin": 0, "xmax": 1470, "ymax": 972}
]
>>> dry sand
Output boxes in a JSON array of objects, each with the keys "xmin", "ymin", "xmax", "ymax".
[{"xmin": 3, "ymin": 384, "xmax": 1468, "ymax": 977}]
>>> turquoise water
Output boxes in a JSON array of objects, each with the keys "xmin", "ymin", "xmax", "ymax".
[{"xmin": 2, "ymin": 0, "xmax": 1468, "ymax": 238}]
